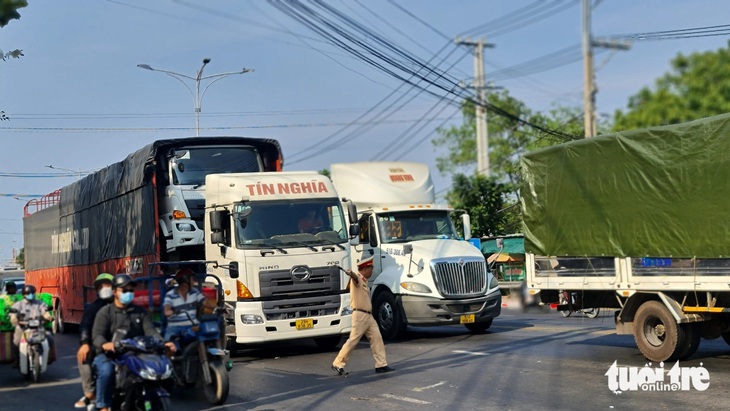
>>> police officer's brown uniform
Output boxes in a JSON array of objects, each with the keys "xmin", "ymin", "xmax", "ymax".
[{"xmin": 331, "ymin": 256, "xmax": 394, "ymax": 375}]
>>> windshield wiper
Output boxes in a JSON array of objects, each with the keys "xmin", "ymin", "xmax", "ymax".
[
  {"xmin": 192, "ymin": 183, "xmax": 205, "ymax": 189},
  {"xmin": 261, "ymin": 240, "xmax": 288, "ymax": 255},
  {"xmin": 283, "ymin": 240, "xmax": 319, "ymax": 252},
  {"xmin": 316, "ymin": 238, "xmax": 345, "ymax": 251}
]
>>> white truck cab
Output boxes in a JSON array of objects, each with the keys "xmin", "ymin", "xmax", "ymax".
[
  {"xmin": 204, "ymin": 171, "xmax": 358, "ymax": 348},
  {"xmin": 331, "ymin": 162, "xmax": 501, "ymax": 339}
]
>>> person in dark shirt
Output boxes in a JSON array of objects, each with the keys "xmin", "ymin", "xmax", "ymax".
[
  {"xmin": 91, "ymin": 274, "xmax": 176, "ymax": 411},
  {"xmin": 73, "ymin": 273, "xmax": 114, "ymax": 409}
]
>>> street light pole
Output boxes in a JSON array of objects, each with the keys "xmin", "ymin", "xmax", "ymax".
[{"xmin": 137, "ymin": 58, "xmax": 253, "ymax": 137}]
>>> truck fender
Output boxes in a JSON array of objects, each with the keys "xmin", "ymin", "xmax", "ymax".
[
  {"xmin": 619, "ymin": 292, "xmax": 704, "ymax": 325},
  {"xmin": 371, "ymin": 284, "xmax": 408, "ymax": 326}
]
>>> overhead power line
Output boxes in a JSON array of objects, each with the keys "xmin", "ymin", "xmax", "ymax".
[{"xmin": 606, "ymin": 23, "xmax": 730, "ymax": 41}]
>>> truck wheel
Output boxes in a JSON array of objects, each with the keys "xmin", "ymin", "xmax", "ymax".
[
  {"xmin": 52, "ymin": 301, "xmax": 64, "ymax": 334},
  {"xmin": 313, "ymin": 335, "xmax": 342, "ymax": 350},
  {"xmin": 374, "ymin": 292, "xmax": 405, "ymax": 340},
  {"xmin": 465, "ymin": 319, "xmax": 493, "ymax": 333},
  {"xmin": 633, "ymin": 301, "xmax": 685, "ymax": 362},
  {"xmin": 678, "ymin": 323, "xmax": 701, "ymax": 360}
]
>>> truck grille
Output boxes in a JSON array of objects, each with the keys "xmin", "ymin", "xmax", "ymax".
[
  {"xmin": 431, "ymin": 258, "xmax": 487, "ymax": 298},
  {"xmin": 259, "ymin": 266, "xmax": 342, "ymax": 320}
]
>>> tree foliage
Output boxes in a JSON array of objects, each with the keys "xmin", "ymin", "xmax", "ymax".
[
  {"xmin": 432, "ymin": 91, "xmax": 581, "ymax": 186},
  {"xmin": 613, "ymin": 41, "xmax": 730, "ymax": 131},
  {"xmin": 15, "ymin": 247, "xmax": 24, "ymax": 268},
  {"xmin": 446, "ymin": 174, "xmax": 517, "ymax": 238},
  {"xmin": 0, "ymin": 0, "xmax": 26, "ymax": 28}
]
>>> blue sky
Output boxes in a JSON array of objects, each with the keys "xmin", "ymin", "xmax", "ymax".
[{"xmin": 1, "ymin": 0, "xmax": 729, "ymax": 263}]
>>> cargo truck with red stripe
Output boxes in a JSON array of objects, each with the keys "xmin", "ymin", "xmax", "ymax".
[{"xmin": 22, "ymin": 137, "xmax": 282, "ymax": 333}]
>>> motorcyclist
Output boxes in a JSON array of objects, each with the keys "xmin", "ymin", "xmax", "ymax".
[
  {"xmin": 91, "ymin": 274, "xmax": 176, "ymax": 411},
  {"xmin": 74, "ymin": 273, "xmax": 114, "ymax": 409},
  {"xmin": 9, "ymin": 285, "xmax": 54, "ymax": 368},
  {"xmin": 163, "ymin": 268, "xmax": 217, "ymax": 341}
]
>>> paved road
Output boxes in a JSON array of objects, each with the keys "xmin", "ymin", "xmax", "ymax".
[{"xmin": 2, "ymin": 298, "xmax": 729, "ymax": 410}]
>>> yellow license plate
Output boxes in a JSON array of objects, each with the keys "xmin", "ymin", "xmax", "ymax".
[
  {"xmin": 460, "ymin": 314, "xmax": 475, "ymax": 324},
  {"xmin": 295, "ymin": 319, "xmax": 314, "ymax": 330}
]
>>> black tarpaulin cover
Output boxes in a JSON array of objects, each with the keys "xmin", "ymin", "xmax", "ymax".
[
  {"xmin": 521, "ymin": 113, "xmax": 730, "ymax": 258},
  {"xmin": 24, "ymin": 137, "xmax": 282, "ymax": 270}
]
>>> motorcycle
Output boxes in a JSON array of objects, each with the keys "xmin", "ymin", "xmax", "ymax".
[
  {"xmin": 17, "ymin": 316, "xmax": 50, "ymax": 383},
  {"xmin": 111, "ymin": 335, "xmax": 174, "ymax": 411},
  {"xmin": 559, "ymin": 290, "xmax": 600, "ymax": 318},
  {"xmin": 169, "ymin": 308, "xmax": 230, "ymax": 405}
]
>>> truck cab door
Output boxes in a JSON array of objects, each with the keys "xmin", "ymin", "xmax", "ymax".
[{"xmin": 356, "ymin": 214, "xmax": 383, "ymax": 279}]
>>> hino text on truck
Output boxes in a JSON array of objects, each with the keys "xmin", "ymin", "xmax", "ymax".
[
  {"xmin": 522, "ymin": 113, "xmax": 730, "ymax": 362},
  {"xmin": 22, "ymin": 137, "xmax": 358, "ymax": 349},
  {"xmin": 330, "ymin": 161, "xmax": 501, "ymax": 339}
]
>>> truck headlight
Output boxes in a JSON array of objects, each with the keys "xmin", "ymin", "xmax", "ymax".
[
  {"xmin": 241, "ymin": 314, "xmax": 264, "ymax": 324},
  {"xmin": 489, "ymin": 275, "xmax": 499, "ymax": 290},
  {"xmin": 341, "ymin": 307, "xmax": 353, "ymax": 316},
  {"xmin": 176, "ymin": 223, "xmax": 195, "ymax": 232},
  {"xmin": 400, "ymin": 282, "xmax": 431, "ymax": 293}
]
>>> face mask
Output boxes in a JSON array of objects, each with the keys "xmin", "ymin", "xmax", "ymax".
[
  {"xmin": 25, "ymin": 294, "xmax": 35, "ymax": 301},
  {"xmin": 98, "ymin": 287, "xmax": 113, "ymax": 300},
  {"xmin": 120, "ymin": 291, "xmax": 134, "ymax": 305}
]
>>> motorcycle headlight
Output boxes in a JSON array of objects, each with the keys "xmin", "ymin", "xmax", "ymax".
[{"xmin": 139, "ymin": 367, "xmax": 158, "ymax": 380}]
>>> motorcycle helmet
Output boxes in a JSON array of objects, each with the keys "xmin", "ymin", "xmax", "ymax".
[
  {"xmin": 94, "ymin": 273, "xmax": 114, "ymax": 288},
  {"xmin": 22, "ymin": 284, "xmax": 37, "ymax": 295},
  {"xmin": 112, "ymin": 274, "xmax": 137, "ymax": 289},
  {"xmin": 174, "ymin": 268, "xmax": 195, "ymax": 284}
]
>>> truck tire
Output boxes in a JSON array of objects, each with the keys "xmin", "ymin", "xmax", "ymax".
[
  {"xmin": 374, "ymin": 292, "xmax": 405, "ymax": 340},
  {"xmin": 678, "ymin": 323, "xmax": 701, "ymax": 360},
  {"xmin": 52, "ymin": 301, "xmax": 65, "ymax": 334},
  {"xmin": 633, "ymin": 301, "xmax": 685, "ymax": 362}
]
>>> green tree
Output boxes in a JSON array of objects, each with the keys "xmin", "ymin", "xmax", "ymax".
[
  {"xmin": 446, "ymin": 174, "xmax": 517, "ymax": 238},
  {"xmin": 433, "ymin": 91, "xmax": 580, "ymax": 186},
  {"xmin": 613, "ymin": 41, "xmax": 730, "ymax": 131},
  {"xmin": 15, "ymin": 247, "xmax": 24, "ymax": 268},
  {"xmin": 0, "ymin": 0, "xmax": 26, "ymax": 28}
]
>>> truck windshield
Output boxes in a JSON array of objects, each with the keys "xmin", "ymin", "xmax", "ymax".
[
  {"xmin": 376, "ymin": 210, "xmax": 458, "ymax": 244},
  {"xmin": 234, "ymin": 199, "xmax": 348, "ymax": 249},
  {"xmin": 171, "ymin": 146, "xmax": 262, "ymax": 186}
]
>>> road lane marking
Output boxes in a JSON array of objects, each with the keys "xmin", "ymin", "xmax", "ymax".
[
  {"xmin": 452, "ymin": 350, "xmax": 491, "ymax": 356},
  {"xmin": 381, "ymin": 393, "xmax": 431, "ymax": 404},
  {"xmin": 413, "ymin": 381, "xmax": 446, "ymax": 392}
]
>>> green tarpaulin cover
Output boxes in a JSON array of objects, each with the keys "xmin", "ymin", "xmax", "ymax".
[{"xmin": 521, "ymin": 113, "xmax": 730, "ymax": 258}]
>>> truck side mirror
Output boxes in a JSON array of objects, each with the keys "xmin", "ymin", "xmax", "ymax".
[
  {"xmin": 496, "ymin": 238, "xmax": 504, "ymax": 249},
  {"xmin": 227, "ymin": 261, "xmax": 239, "ymax": 279},
  {"xmin": 349, "ymin": 224, "xmax": 360, "ymax": 238},
  {"xmin": 461, "ymin": 213, "xmax": 472, "ymax": 240},
  {"xmin": 403, "ymin": 244, "xmax": 413, "ymax": 255},
  {"xmin": 347, "ymin": 202, "xmax": 358, "ymax": 225},
  {"xmin": 209, "ymin": 210, "xmax": 230, "ymax": 245}
]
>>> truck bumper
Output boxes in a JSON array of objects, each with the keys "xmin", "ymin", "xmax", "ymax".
[
  {"xmin": 228, "ymin": 301, "xmax": 353, "ymax": 344},
  {"xmin": 399, "ymin": 289, "xmax": 502, "ymax": 326}
]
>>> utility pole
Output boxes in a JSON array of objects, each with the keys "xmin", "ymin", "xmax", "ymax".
[
  {"xmin": 582, "ymin": 0, "xmax": 631, "ymax": 138},
  {"xmin": 456, "ymin": 37, "xmax": 494, "ymax": 176}
]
